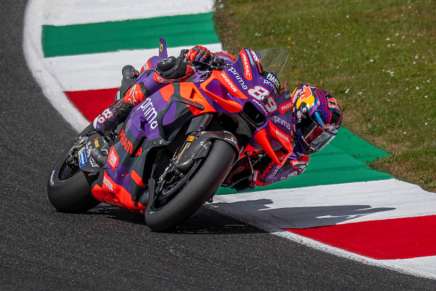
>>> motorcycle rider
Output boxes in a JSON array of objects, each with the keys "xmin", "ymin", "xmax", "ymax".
[
  {"xmin": 224, "ymin": 84, "xmax": 342, "ymax": 190},
  {"xmin": 92, "ymin": 45, "xmax": 342, "ymax": 191}
]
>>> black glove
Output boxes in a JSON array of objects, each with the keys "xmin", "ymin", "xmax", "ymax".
[
  {"xmin": 156, "ymin": 50, "xmax": 191, "ymax": 79},
  {"xmin": 118, "ymin": 65, "xmax": 139, "ymax": 97}
]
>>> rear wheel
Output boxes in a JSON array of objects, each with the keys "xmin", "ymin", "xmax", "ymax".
[{"xmin": 145, "ymin": 140, "xmax": 236, "ymax": 232}]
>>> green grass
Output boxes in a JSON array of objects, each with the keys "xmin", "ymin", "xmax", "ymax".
[{"xmin": 215, "ymin": 0, "xmax": 436, "ymax": 191}]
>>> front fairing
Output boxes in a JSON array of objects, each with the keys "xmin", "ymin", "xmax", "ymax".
[{"xmin": 218, "ymin": 49, "xmax": 295, "ymax": 159}]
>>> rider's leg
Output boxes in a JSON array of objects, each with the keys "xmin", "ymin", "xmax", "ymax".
[{"xmin": 92, "ymin": 83, "xmax": 146, "ymax": 134}]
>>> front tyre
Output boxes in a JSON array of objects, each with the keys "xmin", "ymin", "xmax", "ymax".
[
  {"xmin": 145, "ymin": 140, "xmax": 236, "ymax": 232},
  {"xmin": 47, "ymin": 156, "xmax": 99, "ymax": 213},
  {"xmin": 47, "ymin": 129, "xmax": 99, "ymax": 213}
]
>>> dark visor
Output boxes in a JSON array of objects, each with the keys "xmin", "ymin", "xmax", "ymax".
[{"xmin": 299, "ymin": 113, "xmax": 337, "ymax": 154}]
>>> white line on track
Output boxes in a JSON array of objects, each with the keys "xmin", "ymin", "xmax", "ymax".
[
  {"xmin": 42, "ymin": 0, "xmax": 216, "ymax": 25},
  {"xmin": 45, "ymin": 44, "xmax": 223, "ymax": 91},
  {"xmin": 23, "ymin": 0, "xmax": 88, "ymax": 131},
  {"xmin": 211, "ymin": 179, "xmax": 436, "ymax": 280},
  {"xmin": 213, "ymin": 179, "xmax": 436, "ymax": 227}
]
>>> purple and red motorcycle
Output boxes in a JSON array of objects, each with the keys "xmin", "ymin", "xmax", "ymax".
[{"xmin": 47, "ymin": 40, "xmax": 293, "ymax": 231}]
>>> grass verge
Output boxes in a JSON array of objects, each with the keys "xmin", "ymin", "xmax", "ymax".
[{"xmin": 215, "ymin": 0, "xmax": 436, "ymax": 191}]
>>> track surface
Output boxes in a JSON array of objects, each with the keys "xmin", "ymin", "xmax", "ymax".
[{"xmin": 1, "ymin": 1, "xmax": 435, "ymax": 290}]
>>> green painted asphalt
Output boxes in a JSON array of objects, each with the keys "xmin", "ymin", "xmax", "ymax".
[{"xmin": 42, "ymin": 13, "xmax": 220, "ymax": 57}]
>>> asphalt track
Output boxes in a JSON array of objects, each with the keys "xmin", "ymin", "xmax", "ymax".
[{"xmin": 1, "ymin": 1, "xmax": 435, "ymax": 290}]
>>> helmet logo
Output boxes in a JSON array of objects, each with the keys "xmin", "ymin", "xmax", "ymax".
[{"xmin": 296, "ymin": 85, "xmax": 316, "ymax": 111}]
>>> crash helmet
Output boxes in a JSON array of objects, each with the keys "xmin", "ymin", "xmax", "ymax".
[{"xmin": 291, "ymin": 84, "xmax": 342, "ymax": 154}]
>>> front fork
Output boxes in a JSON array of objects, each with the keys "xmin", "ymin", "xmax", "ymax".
[
  {"xmin": 174, "ymin": 114, "xmax": 214, "ymax": 167},
  {"xmin": 176, "ymin": 113, "xmax": 240, "ymax": 168}
]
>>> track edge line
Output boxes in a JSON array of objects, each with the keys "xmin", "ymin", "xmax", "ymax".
[{"xmin": 23, "ymin": 0, "xmax": 87, "ymax": 133}]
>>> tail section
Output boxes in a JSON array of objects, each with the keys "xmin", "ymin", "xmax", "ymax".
[{"xmin": 159, "ymin": 38, "xmax": 168, "ymax": 58}]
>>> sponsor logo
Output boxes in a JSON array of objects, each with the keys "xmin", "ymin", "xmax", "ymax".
[
  {"xmin": 273, "ymin": 115, "xmax": 292, "ymax": 131},
  {"xmin": 139, "ymin": 98, "xmax": 158, "ymax": 129},
  {"xmin": 220, "ymin": 71, "xmax": 239, "ymax": 93},
  {"xmin": 78, "ymin": 147, "xmax": 89, "ymax": 169},
  {"xmin": 240, "ymin": 51, "xmax": 253, "ymax": 80},
  {"xmin": 107, "ymin": 147, "xmax": 119, "ymax": 169},
  {"xmin": 278, "ymin": 99, "xmax": 294, "ymax": 115},
  {"xmin": 265, "ymin": 72, "xmax": 280, "ymax": 91},
  {"xmin": 125, "ymin": 84, "xmax": 145, "ymax": 104},
  {"xmin": 119, "ymin": 129, "xmax": 134, "ymax": 155},
  {"xmin": 227, "ymin": 67, "xmax": 248, "ymax": 90},
  {"xmin": 296, "ymin": 85, "xmax": 316, "ymax": 110},
  {"xmin": 274, "ymin": 125, "xmax": 291, "ymax": 142},
  {"xmin": 263, "ymin": 79, "xmax": 275, "ymax": 91}
]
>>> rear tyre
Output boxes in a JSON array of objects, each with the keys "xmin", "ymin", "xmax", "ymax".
[{"xmin": 145, "ymin": 140, "xmax": 236, "ymax": 232}]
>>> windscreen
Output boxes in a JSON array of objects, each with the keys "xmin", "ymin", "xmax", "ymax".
[{"xmin": 256, "ymin": 48, "xmax": 289, "ymax": 81}]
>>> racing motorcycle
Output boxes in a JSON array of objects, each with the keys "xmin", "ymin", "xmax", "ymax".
[{"xmin": 47, "ymin": 39, "xmax": 292, "ymax": 231}]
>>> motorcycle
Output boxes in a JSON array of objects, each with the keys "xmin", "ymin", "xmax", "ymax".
[{"xmin": 47, "ymin": 39, "xmax": 293, "ymax": 231}]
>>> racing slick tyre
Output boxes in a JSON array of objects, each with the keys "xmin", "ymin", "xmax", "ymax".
[
  {"xmin": 47, "ymin": 155, "xmax": 99, "ymax": 213},
  {"xmin": 145, "ymin": 140, "xmax": 236, "ymax": 232},
  {"xmin": 47, "ymin": 126, "xmax": 100, "ymax": 213}
]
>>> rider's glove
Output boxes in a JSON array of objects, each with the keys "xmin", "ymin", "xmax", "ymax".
[
  {"xmin": 254, "ymin": 154, "xmax": 310, "ymax": 186},
  {"xmin": 156, "ymin": 50, "xmax": 194, "ymax": 80},
  {"xmin": 118, "ymin": 65, "xmax": 140, "ymax": 99},
  {"xmin": 186, "ymin": 45, "xmax": 212, "ymax": 64}
]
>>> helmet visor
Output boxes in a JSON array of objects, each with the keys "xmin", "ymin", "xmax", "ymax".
[{"xmin": 300, "ymin": 121, "xmax": 336, "ymax": 154}]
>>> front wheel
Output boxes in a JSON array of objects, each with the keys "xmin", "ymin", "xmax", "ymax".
[
  {"xmin": 145, "ymin": 139, "xmax": 236, "ymax": 232},
  {"xmin": 47, "ymin": 128, "xmax": 100, "ymax": 213},
  {"xmin": 47, "ymin": 161, "xmax": 98, "ymax": 213}
]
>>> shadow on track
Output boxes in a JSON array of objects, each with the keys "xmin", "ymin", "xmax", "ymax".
[
  {"xmin": 87, "ymin": 204, "xmax": 263, "ymax": 234},
  {"xmin": 211, "ymin": 198, "xmax": 395, "ymax": 228},
  {"xmin": 86, "ymin": 197, "xmax": 394, "ymax": 233}
]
